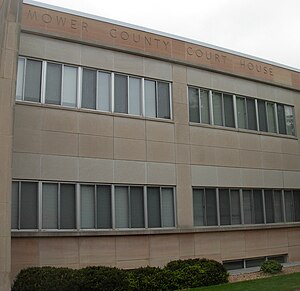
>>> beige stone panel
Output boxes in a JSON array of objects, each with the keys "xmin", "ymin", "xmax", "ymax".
[
  {"xmin": 146, "ymin": 141, "xmax": 175, "ymax": 163},
  {"xmin": 145, "ymin": 120, "xmax": 174, "ymax": 142},
  {"xmin": 287, "ymin": 228, "xmax": 300, "ymax": 247},
  {"xmin": 78, "ymin": 157, "xmax": 113, "ymax": 183},
  {"xmin": 11, "ymin": 238, "xmax": 39, "ymax": 266},
  {"xmin": 0, "ymin": 237, "xmax": 9, "ymax": 272},
  {"xmin": 0, "ymin": 104, "xmax": 13, "ymax": 135},
  {"xmin": 175, "ymin": 124, "xmax": 190, "ymax": 144},
  {"xmin": 220, "ymin": 232, "xmax": 245, "ymax": 260},
  {"xmin": 179, "ymin": 234, "xmax": 195, "ymax": 258},
  {"xmin": 114, "ymin": 138, "xmax": 146, "ymax": 161},
  {"xmin": 215, "ymin": 148, "xmax": 240, "ymax": 167},
  {"xmin": 239, "ymin": 150, "xmax": 262, "ymax": 168},
  {"xmin": 116, "ymin": 236, "xmax": 149, "ymax": 261},
  {"xmin": 187, "ymin": 67, "xmax": 212, "ymax": 88},
  {"xmin": 78, "ymin": 112, "xmax": 113, "ymax": 137},
  {"xmin": 3, "ymin": 47, "xmax": 17, "ymax": 80},
  {"xmin": 176, "ymin": 186, "xmax": 193, "ymax": 228},
  {"xmin": 41, "ymin": 131, "xmax": 78, "ymax": 156},
  {"xmin": 282, "ymin": 154, "xmax": 300, "ymax": 171},
  {"xmin": 0, "ymin": 204, "xmax": 9, "ymax": 236},
  {"xmin": 150, "ymin": 235, "xmax": 179, "ymax": 260},
  {"xmin": 42, "ymin": 108, "xmax": 78, "ymax": 133},
  {"xmin": 256, "ymin": 83, "xmax": 276, "ymax": 101},
  {"xmin": 114, "ymin": 116, "xmax": 145, "ymax": 140},
  {"xmin": 117, "ymin": 259, "xmax": 149, "ymax": 269},
  {"xmin": 173, "ymin": 102, "xmax": 189, "ymax": 124},
  {"xmin": 194, "ymin": 233, "xmax": 221, "ymax": 257},
  {"xmin": 173, "ymin": 82, "xmax": 188, "ymax": 105},
  {"xmin": 245, "ymin": 230, "xmax": 268, "ymax": 252},
  {"xmin": 176, "ymin": 164, "xmax": 192, "ymax": 187},
  {"xmin": 281, "ymin": 139, "xmax": 299, "ymax": 155},
  {"xmin": 262, "ymin": 152, "xmax": 283, "ymax": 170},
  {"xmin": 191, "ymin": 145, "xmax": 215, "ymax": 166},
  {"xmin": 238, "ymin": 132, "xmax": 261, "ymax": 151},
  {"xmin": 6, "ymin": 22, "xmax": 19, "ymax": 50},
  {"xmin": 283, "ymin": 171, "xmax": 300, "ymax": 188},
  {"xmin": 114, "ymin": 160, "xmax": 146, "ymax": 184},
  {"xmin": 14, "ymin": 104, "xmax": 43, "ymax": 130},
  {"xmin": 234, "ymin": 78, "xmax": 258, "ymax": 98},
  {"xmin": 147, "ymin": 162, "xmax": 176, "ymax": 185},
  {"xmin": 79, "ymin": 135, "xmax": 113, "ymax": 159},
  {"xmin": 190, "ymin": 126, "xmax": 216, "ymax": 146},
  {"xmin": 176, "ymin": 144, "xmax": 191, "ymax": 164},
  {"xmin": 12, "ymin": 153, "xmax": 41, "ymax": 180},
  {"xmin": 41, "ymin": 155, "xmax": 78, "ymax": 181},
  {"xmin": 79, "ymin": 237, "xmax": 116, "ymax": 267},
  {"xmin": 44, "ymin": 38, "xmax": 81, "ymax": 65},
  {"xmin": 274, "ymin": 87, "xmax": 294, "ymax": 104},
  {"xmin": 173, "ymin": 65, "xmax": 187, "ymax": 84},
  {"xmin": 81, "ymin": 46, "xmax": 114, "ymax": 70},
  {"xmin": 211, "ymin": 73, "xmax": 236, "ymax": 93},
  {"xmin": 263, "ymin": 170, "xmax": 284, "ymax": 188},
  {"xmin": 0, "ymin": 79, "xmax": 12, "ymax": 108},
  {"xmin": 241, "ymin": 168, "xmax": 263, "ymax": 187},
  {"xmin": 39, "ymin": 238, "xmax": 79, "ymax": 266},
  {"xmin": 0, "ymin": 273, "xmax": 10, "ymax": 291},
  {"xmin": 215, "ymin": 130, "xmax": 239, "ymax": 149},
  {"xmin": 0, "ymin": 137, "xmax": 12, "ymax": 186},
  {"xmin": 191, "ymin": 165, "xmax": 217, "ymax": 186},
  {"xmin": 260, "ymin": 136, "xmax": 282, "ymax": 153},
  {"xmin": 217, "ymin": 167, "xmax": 242, "ymax": 187},
  {"xmin": 114, "ymin": 52, "xmax": 143, "ymax": 76},
  {"xmin": 267, "ymin": 229, "xmax": 288, "ymax": 249},
  {"xmin": 13, "ymin": 128, "xmax": 41, "ymax": 154},
  {"xmin": 144, "ymin": 58, "xmax": 172, "ymax": 80},
  {"xmin": 288, "ymin": 246, "xmax": 300, "ymax": 261},
  {"xmin": 19, "ymin": 33, "xmax": 45, "ymax": 59}
]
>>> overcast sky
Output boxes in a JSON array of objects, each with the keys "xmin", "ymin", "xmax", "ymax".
[{"xmin": 33, "ymin": 0, "xmax": 300, "ymax": 70}]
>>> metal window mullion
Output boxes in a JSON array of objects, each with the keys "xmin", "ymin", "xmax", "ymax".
[
  {"xmin": 255, "ymin": 99, "xmax": 260, "ymax": 131},
  {"xmin": 41, "ymin": 61, "xmax": 47, "ymax": 104},
  {"xmin": 274, "ymin": 103, "xmax": 279, "ymax": 133},
  {"xmin": 233, "ymin": 95, "xmax": 238, "ymax": 128},
  {"xmin": 216, "ymin": 188, "xmax": 220, "ymax": 226},
  {"xmin": 262, "ymin": 189, "xmax": 266, "ymax": 224},
  {"xmin": 94, "ymin": 185, "xmax": 97, "ymax": 229},
  {"xmin": 38, "ymin": 182, "xmax": 42, "ymax": 231},
  {"xmin": 111, "ymin": 73, "xmax": 115, "ymax": 113},
  {"xmin": 240, "ymin": 189, "xmax": 244, "ymax": 225},
  {"xmin": 111, "ymin": 185, "xmax": 115, "ymax": 229},
  {"xmin": 18, "ymin": 181, "xmax": 21, "ymax": 229},
  {"xmin": 209, "ymin": 90, "xmax": 214, "ymax": 125},
  {"xmin": 77, "ymin": 67, "xmax": 82, "ymax": 108},
  {"xmin": 141, "ymin": 78, "xmax": 145, "ymax": 116},
  {"xmin": 60, "ymin": 64, "xmax": 64, "ymax": 105},
  {"xmin": 76, "ymin": 183, "xmax": 80, "ymax": 230},
  {"xmin": 144, "ymin": 186, "xmax": 148, "ymax": 228},
  {"xmin": 169, "ymin": 82, "xmax": 173, "ymax": 120},
  {"xmin": 58, "ymin": 184, "xmax": 61, "ymax": 230}
]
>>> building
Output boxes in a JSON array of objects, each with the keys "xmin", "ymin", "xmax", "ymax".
[{"xmin": 1, "ymin": 0, "xmax": 300, "ymax": 289}]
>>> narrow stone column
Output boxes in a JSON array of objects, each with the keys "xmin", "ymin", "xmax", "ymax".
[{"xmin": 0, "ymin": 0, "xmax": 22, "ymax": 289}]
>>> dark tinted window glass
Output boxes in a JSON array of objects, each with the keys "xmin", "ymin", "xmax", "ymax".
[
  {"xmin": 130, "ymin": 187, "xmax": 144, "ymax": 228},
  {"xmin": 247, "ymin": 98, "xmax": 257, "ymax": 130},
  {"xmin": 157, "ymin": 82, "xmax": 170, "ymax": 119},
  {"xmin": 60, "ymin": 184, "xmax": 76, "ymax": 229},
  {"xmin": 224, "ymin": 94, "xmax": 235, "ymax": 127},
  {"xmin": 114, "ymin": 74, "xmax": 128, "ymax": 113},
  {"xmin": 219, "ymin": 189, "xmax": 230, "ymax": 225},
  {"xmin": 45, "ymin": 63, "xmax": 61, "ymax": 105},
  {"xmin": 24, "ymin": 60, "xmax": 42, "ymax": 102},
  {"xmin": 206, "ymin": 189, "xmax": 217, "ymax": 226},
  {"xmin": 147, "ymin": 187, "xmax": 161, "ymax": 228},
  {"xmin": 258, "ymin": 100, "xmax": 267, "ymax": 132},
  {"xmin": 97, "ymin": 185, "xmax": 112, "ymax": 229},
  {"xmin": 277, "ymin": 104, "xmax": 286, "ymax": 134},
  {"xmin": 82, "ymin": 68, "xmax": 96, "ymax": 109},
  {"xmin": 188, "ymin": 87, "xmax": 200, "ymax": 123}
]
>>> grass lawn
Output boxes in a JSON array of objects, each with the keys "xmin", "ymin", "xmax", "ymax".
[{"xmin": 190, "ymin": 272, "xmax": 300, "ymax": 291}]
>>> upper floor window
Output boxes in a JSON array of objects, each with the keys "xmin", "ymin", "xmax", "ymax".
[
  {"xmin": 188, "ymin": 86, "xmax": 296, "ymax": 136},
  {"xmin": 16, "ymin": 57, "xmax": 172, "ymax": 120}
]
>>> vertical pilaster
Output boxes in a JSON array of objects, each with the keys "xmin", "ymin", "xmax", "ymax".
[{"xmin": 0, "ymin": 0, "xmax": 22, "ymax": 289}]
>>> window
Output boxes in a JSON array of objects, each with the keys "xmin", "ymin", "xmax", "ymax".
[
  {"xmin": 236, "ymin": 96, "xmax": 257, "ymax": 130},
  {"xmin": 219, "ymin": 189, "xmax": 241, "ymax": 225},
  {"xmin": 264, "ymin": 190, "xmax": 283, "ymax": 223},
  {"xmin": 266, "ymin": 102, "xmax": 277, "ymax": 133},
  {"xmin": 188, "ymin": 87, "xmax": 210, "ymax": 124},
  {"xmin": 285, "ymin": 105, "xmax": 295, "ymax": 136},
  {"xmin": 212, "ymin": 92, "xmax": 234, "ymax": 127},
  {"xmin": 258, "ymin": 100, "xmax": 267, "ymax": 132},
  {"xmin": 12, "ymin": 181, "xmax": 38, "ymax": 229},
  {"xmin": 284, "ymin": 190, "xmax": 300, "ymax": 222},
  {"xmin": 243, "ymin": 189, "xmax": 264, "ymax": 224},
  {"xmin": 145, "ymin": 80, "xmax": 171, "ymax": 119},
  {"xmin": 42, "ymin": 183, "xmax": 76, "ymax": 229},
  {"xmin": 147, "ymin": 187, "xmax": 175, "ymax": 228},
  {"xmin": 193, "ymin": 188, "xmax": 217, "ymax": 226}
]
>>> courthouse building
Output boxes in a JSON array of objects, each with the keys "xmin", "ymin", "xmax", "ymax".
[{"xmin": 1, "ymin": 0, "xmax": 300, "ymax": 289}]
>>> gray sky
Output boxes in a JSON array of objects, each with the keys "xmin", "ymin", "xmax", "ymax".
[{"xmin": 33, "ymin": 0, "xmax": 300, "ymax": 70}]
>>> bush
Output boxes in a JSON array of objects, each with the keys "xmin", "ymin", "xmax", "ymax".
[
  {"xmin": 11, "ymin": 267, "xmax": 79, "ymax": 291},
  {"xmin": 12, "ymin": 258, "xmax": 229, "ymax": 291},
  {"xmin": 260, "ymin": 260, "xmax": 283, "ymax": 274}
]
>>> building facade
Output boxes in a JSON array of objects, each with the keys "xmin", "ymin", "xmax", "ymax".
[{"xmin": 1, "ymin": 0, "xmax": 300, "ymax": 289}]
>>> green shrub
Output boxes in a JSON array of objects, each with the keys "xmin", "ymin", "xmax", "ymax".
[
  {"xmin": 77, "ymin": 266, "xmax": 129, "ymax": 291},
  {"xmin": 260, "ymin": 260, "xmax": 283, "ymax": 274},
  {"xmin": 11, "ymin": 266, "xmax": 79, "ymax": 291}
]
